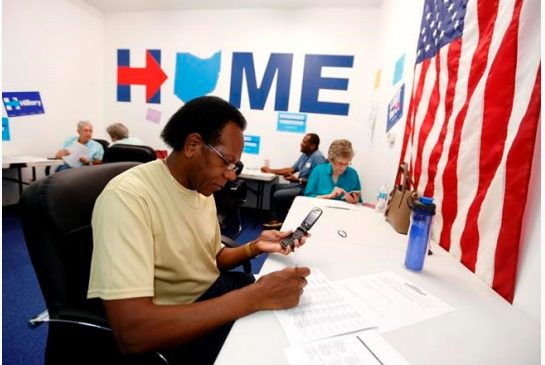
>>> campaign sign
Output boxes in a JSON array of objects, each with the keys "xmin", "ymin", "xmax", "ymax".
[
  {"xmin": 2, "ymin": 117, "xmax": 10, "ymax": 141},
  {"xmin": 243, "ymin": 135, "xmax": 260, "ymax": 154},
  {"xmin": 277, "ymin": 112, "xmax": 307, "ymax": 133},
  {"xmin": 387, "ymin": 84, "xmax": 404, "ymax": 132},
  {"xmin": 2, "ymin": 91, "xmax": 45, "ymax": 117}
]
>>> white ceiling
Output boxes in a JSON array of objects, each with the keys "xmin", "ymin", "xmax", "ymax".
[{"xmin": 82, "ymin": 0, "xmax": 382, "ymax": 13}]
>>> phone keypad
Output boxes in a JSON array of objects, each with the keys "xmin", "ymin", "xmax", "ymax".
[{"xmin": 281, "ymin": 228, "xmax": 305, "ymax": 249}]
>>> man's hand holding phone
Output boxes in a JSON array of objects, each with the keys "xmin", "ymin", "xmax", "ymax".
[
  {"xmin": 255, "ymin": 229, "xmax": 308, "ymax": 255},
  {"xmin": 280, "ymin": 207, "xmax": 323, "ymax": 250}
]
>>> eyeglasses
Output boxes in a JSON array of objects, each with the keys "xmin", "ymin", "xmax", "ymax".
[
  {"xmin": 205, "ymin": 143, "xmax": 244, "ymax": 174},
  {"xmin": 332, "ymin": 159, "xmax": 351, "ymax": 167}
]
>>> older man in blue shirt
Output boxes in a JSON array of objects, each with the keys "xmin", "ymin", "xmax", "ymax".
[{"xmin": 54, "ymin": 121, "xmax": 104, "ymax": 171}]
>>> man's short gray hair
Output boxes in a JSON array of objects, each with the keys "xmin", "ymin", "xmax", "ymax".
[{"xmin": 77, "ymin": 121, "xmax": 92, "ymax": 130}]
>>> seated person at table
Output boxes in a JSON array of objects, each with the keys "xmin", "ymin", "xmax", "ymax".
[
  {"xmin": 261, "ymin": 133, "xmax": 326, "ymax": 228},
  {"xmin": 88, "ymin": 96, "xmax": 310, "ymax": 365},
  {"xmin": 54, "ymin": 121, "xmax": 104, "ymax": 171},
  {"xmin": 304, "ymin": 139, "xmax": 362, "ymax": 204},
  {"xmin": 106, "ymin": 122, "xmax": 144, "ymax": 146}
]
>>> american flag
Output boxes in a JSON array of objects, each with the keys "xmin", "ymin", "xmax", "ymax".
[{"xmin": 399, "ymin": 0, "xmax": 540, "ymax": 302}]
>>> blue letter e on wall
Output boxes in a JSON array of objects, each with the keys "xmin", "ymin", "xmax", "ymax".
[{"xmin": 300, "ymin": 55, "xmax": 354, "ymax": 116}]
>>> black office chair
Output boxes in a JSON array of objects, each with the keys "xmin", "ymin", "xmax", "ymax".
[
  {"xmin": 19, "ymin": 162, "xmax": 250, "ymax": 364},
  {"xmin": 93, "ymin": 138, "xmax": 110, "ymax": 151},
  {"xmin": 19, "ymin": 162, "xmax": 170, "ymax": 364},
  {"xmin": 103, "ymin": 144, "xmax": 157, "ymax": 163},
  {"xmin": 214, "ymin": 179, "xmax": 247, "ymax": 238}
]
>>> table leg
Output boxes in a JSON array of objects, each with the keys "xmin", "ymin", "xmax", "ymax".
[
  {"xmin": 17, "ymin": 167, "xmax": 23, "ymax": 195},
  {"xmin": 257, "ymin": 181, "xmax": 264, "ymax": 210}
]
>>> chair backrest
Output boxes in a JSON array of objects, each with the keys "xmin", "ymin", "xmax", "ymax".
[
  {"xmin": 19, "ymin": 162, "xmax": 140, "ymax": 316},
  {"xmin": 103, "ymin": 144, "xmax": 157, "ymax": 163},
  {"xmin": 214, "ymin": 179, "xmax": 247, "ymax": 238},
  {"xmin": 93, "ymin": 138, "xmax": 110, "ymax": 151}
]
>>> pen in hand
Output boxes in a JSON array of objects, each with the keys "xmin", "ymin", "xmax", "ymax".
[{"xmin": 292, "ymin": 244, "xmax": 298, "ymax": 267}]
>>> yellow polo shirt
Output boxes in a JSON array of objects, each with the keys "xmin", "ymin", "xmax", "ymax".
[{"xmin": 88, "ymin": 160, "xmax": 222, "ymax": 304}]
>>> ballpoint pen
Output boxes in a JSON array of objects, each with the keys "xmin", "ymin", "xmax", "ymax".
[{"xmin": 325, "ymin": 205, "xmax": 351, "ymax": 210}]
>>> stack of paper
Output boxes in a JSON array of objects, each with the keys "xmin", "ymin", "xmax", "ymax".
[{"xmin": 275, "ymin": 270, "xmax": 454, "ymax": 365}]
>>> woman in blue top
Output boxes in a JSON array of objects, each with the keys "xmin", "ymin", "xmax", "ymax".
[{"xmin": 304, "ymin": 139, "xmax": 361, "ymax": 204}]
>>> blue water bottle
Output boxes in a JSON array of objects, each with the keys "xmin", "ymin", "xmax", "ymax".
[{"xmin": 404, "ymin": 196, "xmax": 436, "ymax": 271}]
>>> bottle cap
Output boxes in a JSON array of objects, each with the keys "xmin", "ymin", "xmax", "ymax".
[
  {"xmin": 419, "ymin": 196, "xmax": 434, "ymax": 205},
  {"xmin": 413, "ymin": 200, "xmax": 436, "ymax": 214}
]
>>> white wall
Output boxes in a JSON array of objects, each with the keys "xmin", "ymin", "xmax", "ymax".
[
  {"xmin": 102, "ymin": 7, "xmax": 380, "ymax": 176},
  {"xmin": 512, "ymin": 120, "xmax": 541, "ymax": 322},
  {"xmin": 358, "ymin": 0, "xmax": 424, "ymax": 203},
  {"xmin": 2, "ymin": 0, "xmax": 104, "ymax": 204}
]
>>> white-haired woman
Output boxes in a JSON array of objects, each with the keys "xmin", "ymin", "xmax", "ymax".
[{"xmin": 304, "ymin": 139, "xmax": 362, "ymax": 204}]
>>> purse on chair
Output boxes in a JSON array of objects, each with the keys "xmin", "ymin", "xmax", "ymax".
[{"xmin": 384, "ymin": 162, "xmax": 418, "ymax": 234}]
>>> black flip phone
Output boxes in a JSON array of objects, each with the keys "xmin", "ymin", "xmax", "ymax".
[{"xmin": 281, "ymin": 207, "xmax": 323, "ymax": 249}]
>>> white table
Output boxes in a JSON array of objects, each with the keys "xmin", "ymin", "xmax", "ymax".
[
  {"xmin": 2, "ymin": 155, "xmax": 64, "ymax": 194},
  {"xmin": 238, "ymin": 168, "xmax": 277, "ymax": 210},
  {"xmin": 215, "ymin": 196, "xmax": 540, "ymax": 365}
]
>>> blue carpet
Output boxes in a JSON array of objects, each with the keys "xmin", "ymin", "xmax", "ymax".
[
  {"xmin": 2, "ymin": 206, "xmax": 47, "ymax": 365},
  {"xmin": 2, "ymin": 206, "xmax": 267, "ymax": 365}
]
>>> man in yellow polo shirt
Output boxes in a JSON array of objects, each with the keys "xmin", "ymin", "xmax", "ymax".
[{"xmin": 87, "ymin": 96, "xmax": 310, "ymax": 364}]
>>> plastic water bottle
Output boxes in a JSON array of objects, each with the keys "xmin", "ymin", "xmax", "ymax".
[
  {"xmin": 404, "ymin": 196, "xmax": 436, "ymax": 271},
  {"xmin": 375, "ymin": 184, "xmax": 388, "ymax": 213}
]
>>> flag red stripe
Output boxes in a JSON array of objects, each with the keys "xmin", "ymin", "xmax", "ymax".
[
  {"xmin": 397, "ymin": 60, "xmax": 430, "ymax": 186},
  {"xmin": 493, "ymin": 65, "xmax": 541, "ymax": 301},
  {"xmin": 460, "ymin": 0, "xmax": 521, "ymax": 272},
  {"xmin": 492, "ymin": 65, "xmax": 540, "ymax": 302},
  {"xmin": 439, "ymin": 0, "xmax": 499, "ymax": 252},
  {"xmin": 397, "ymin": 77, "xmax": 415, "ymax": 186},
  {"xmin": 413, "ymin": 55, "xmax": 442, "ymax": 189},
  {"xmin": 423, "ymin": 40, "xmax": 462, "ymax": 197}
]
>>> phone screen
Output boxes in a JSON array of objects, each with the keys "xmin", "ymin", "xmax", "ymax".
[{"xmin": 302, "ymin": 207, "xmax": 323, "ymax": 230}]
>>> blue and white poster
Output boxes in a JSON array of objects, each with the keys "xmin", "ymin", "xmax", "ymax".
[
  {"xmin": 277, "ymin": 112, "xmax": 307, "ymax": 133},
  {"xmin": 2, "ymin": 117, "xmax": 10, "ymax": 141},
  {"xmin": 387, "ymin": 84, "xmax": 404, "ymax": 132},
  {"xmin": 243, "ymin": 135, "xmax": 260, "ymax": 155},
  {"xmin": 2, "ymin": 91, "xmax": 45, "ymax": 117}
]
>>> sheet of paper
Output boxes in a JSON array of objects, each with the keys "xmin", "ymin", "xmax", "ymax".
[
  {"xmin": 309, "ymin": 198, "xmax": 358, "ymax": 211},
  {"xmin": 335, "ymin": 271, "xmax": 454, "ymax": 333},
  {"xmin": 283, "ymin": 329, "xmax": 411, "ymax": 365},
  {"xmin": 274, "ymin": 269, "xmax": 374, "ymax": 345},
  {"xmin": 62, "ymin": 142, "xmax": 89, "ymax": 167}
]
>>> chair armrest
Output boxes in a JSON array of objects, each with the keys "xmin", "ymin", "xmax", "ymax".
[
  {"xmin": 28, "ymin": 309, "xmax": 170, "ymax": 364},
  {"xmin": 221, "ymin": 235, "xmax": 252, "ymax": 274},
  {"xmin": 28, "ymin": 309, "xmax": 50, "ymax": 328},
  {"xmin": 28, "ymin": 308, "xmax": 111, "ymax": 331},
  {"xmin": 221, "ymin": 235, "xmax": 238, "ymax": 248}
]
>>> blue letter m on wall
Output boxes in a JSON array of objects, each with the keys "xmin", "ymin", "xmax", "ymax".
[{"xmin": 229, "ymin": 52, "xmax": 293, "ymax": 111}]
